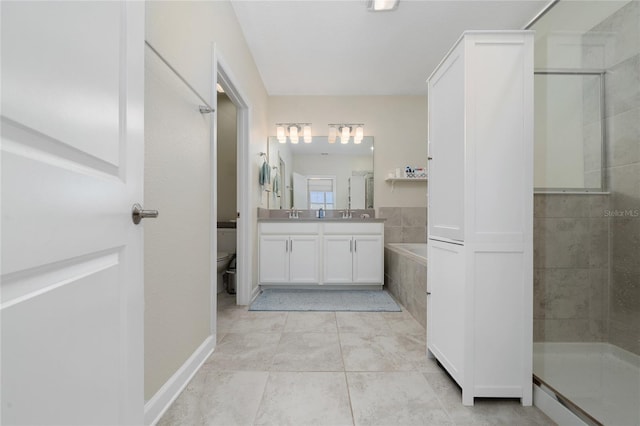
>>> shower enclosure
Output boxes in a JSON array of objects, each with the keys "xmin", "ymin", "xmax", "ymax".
[{"xmin": 530, "ymin": 1, "xmax": 640, "ymax": 425}]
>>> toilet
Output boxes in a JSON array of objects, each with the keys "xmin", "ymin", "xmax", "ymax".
[
  {"xmin": 216, "ymin": 252, "xmax": 232, "ymax": 293},
  {"xmin": 217, "ymin": 228, "xmax": 237, "ymax": 294}
]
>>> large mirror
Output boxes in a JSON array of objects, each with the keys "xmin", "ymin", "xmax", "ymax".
[{"xmin": 267, "ymin": 136, "xmax": 374, "ymax": 210}]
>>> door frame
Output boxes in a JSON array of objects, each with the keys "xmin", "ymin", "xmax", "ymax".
[{"xmin": 211, "ymin": 46, "xmax": 252, "ymax": 323}]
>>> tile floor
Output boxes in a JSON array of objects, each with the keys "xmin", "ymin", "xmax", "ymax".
[{"xmin": 158, "ymin": 293, "xmax": 555, "ymax": 426}]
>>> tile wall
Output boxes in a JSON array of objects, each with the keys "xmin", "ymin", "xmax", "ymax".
[
  {"xmin": 533, "ymin": 194, "xmax": 610, "ymax": 343},
  {"xmin": 379, "ymin": 206, "xmax": 428, "ymax": 328},
  {"xmin": 378, "ymin": 207, "xmax": 427, "ymax": 243},
  {"xmin": 384, "ymin": 247, "xmax": 427, "ymax": 329},
  {"xmin": 587, "ymin": 0, "xmax": 640, "ymax": 355}
]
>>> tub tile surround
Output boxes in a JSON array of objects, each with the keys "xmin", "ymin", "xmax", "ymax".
[
  {"xmin": 379, "ymin": 207, "xmax": 427, "ymax": 243},
  {"xmin": 384, "ymin": 246, "xmax": 427, "ymax": 329}
]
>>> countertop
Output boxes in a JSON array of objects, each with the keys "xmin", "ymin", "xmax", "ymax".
[{"xmin": 257, "ymin": 217, "xmax": 385, "ymax": 223}]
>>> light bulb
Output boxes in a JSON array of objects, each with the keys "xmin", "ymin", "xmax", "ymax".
[
  {"xmin": 276, "ymin": 126, "xmax": 286, "ymax": 143},
  {"xmin": 303, "ymin": 125, "xmax": 312, "ymax": 143},
  {"xmin": 341, "ymin": 126, "xmax": 350, "ymax": 144},
  {"xmin": 328, "ymin": 126, "xmax": 337, "ymax": 144},
  {"xmin": 355, "ymin": 126, "xmax": 364, "ymax": 140},
  {"xmin": 289, "ymin": 125, "xmax": 299, "ymax": 144}
]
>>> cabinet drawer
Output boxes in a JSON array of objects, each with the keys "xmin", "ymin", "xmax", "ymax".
[
  {"xmin": 323, "ymin": 222, "xmax": 383, "ymax": 234},
  {"xmin": 259, "ymin": 222, "xmax": 320, "ymax": 234}
]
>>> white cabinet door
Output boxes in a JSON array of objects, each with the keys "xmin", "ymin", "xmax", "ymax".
[
  {"xmin": 428, "ymin": 42, "xmax": 465, "ymax": 242},
  {"xmin": 427, "ymin": 240, "xmax": 465, "ymax": 384},
  {"xmin": 1, "ymin": 2, "xmax": 144, "ymax": 424},
  {"xmin": 323, "ymin": 235, "xmax": 353, "ymax": 283},
  {"xmin": 352, "ymin": 236, "xmax": 383, "ymax": 284},
  {"xmin": 259, "ymin": 235, "xmax": 289, "ymax": 283},
  {"xmin": 289, "ymin": 235, "xmax": 320, "ymax": 283}
]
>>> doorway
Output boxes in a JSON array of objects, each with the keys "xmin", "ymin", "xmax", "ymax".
[
  {"xmin": 211, "ymin": 51, "xmax": 251, "ymax": 335},
  {"xmin": 215, "ymin": 86, "xmax": 238, "ymax": 304}
]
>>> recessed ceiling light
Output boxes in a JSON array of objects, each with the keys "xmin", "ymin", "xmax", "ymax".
[{"xmin": 367, "ymin": 0, "xmax": 399, "ymax": 12}]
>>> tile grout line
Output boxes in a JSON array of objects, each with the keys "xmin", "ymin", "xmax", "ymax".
[{"xmin": 337, "ymin": 312, "xmax": 357, "ymax": 426}]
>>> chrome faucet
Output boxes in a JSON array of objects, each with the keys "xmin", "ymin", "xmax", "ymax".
[
  {"xmin": 288, "ymin": 209, "xmax": 300, "ymax": 219},
  {"xmin": 340, "ymin": 210, "xmax": 352, "ymax": 219}
]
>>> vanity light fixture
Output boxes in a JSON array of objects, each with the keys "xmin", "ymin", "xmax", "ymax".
[
  {"xmin": 328, "ymin": 123, "xmax": 364, "ymax": 144},
  {"xmin": 367, "ymin": 0, "xmax": 399, "ymax": 11},
  {"xmin": 275, "ymin": 123, "xmax": 312, "ymax": 144}
]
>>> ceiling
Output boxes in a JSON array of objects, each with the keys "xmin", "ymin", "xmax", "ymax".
[{"xmin": 231, "ymin": 0, "xmax": 550, "ymax": 96}]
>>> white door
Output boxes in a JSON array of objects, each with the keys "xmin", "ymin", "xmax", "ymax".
[
  {"xmin": 349, "ymin": 175, "xmax": 366, "ymax": 209},
  {"xmin": 352, "ymin": 236, "xmax": 383, "ymax": 284},
  {"xmin": 292, "ymin": 172, "xmax": 307, "ymax": 209},
  {"xmin": 259, "ymin": 235, "xmax": 289, "ymax": 283},
  {"xmin": 323, "ymin": 235, "xmax": 353, "ymax": 283},
  {"xmin": 1, "ymin": 2, "xmax": 144, "ymax": 425},
  {"xmin": 427, "ymin": 240, "xmax": 465, "ymax": 384},
  {"xmin": 428, "ymin": 42, "xmax": 465, "ymax": 242},
  {"xmin": 288, "ymin": 235, "xmax": 320, "ymax": 283}
]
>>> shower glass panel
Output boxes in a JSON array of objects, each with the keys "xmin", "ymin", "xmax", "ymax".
[
  {"xmin": 530, "ymin": 1, "xmax": 640, "ymax": 425},
  {"xmin": 534, "ymin": 72, "xmax": 604, "ymax": 192}
]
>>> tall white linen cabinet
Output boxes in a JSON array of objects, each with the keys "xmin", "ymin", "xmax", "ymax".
[{"xmin": 426, "ymin": 31, "xmax": 534, "ymax": 406}]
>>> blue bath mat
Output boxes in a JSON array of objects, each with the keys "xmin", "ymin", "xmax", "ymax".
[{"xmin": 249, "ymin": 289, "xmax": 401, "ymax": 312}]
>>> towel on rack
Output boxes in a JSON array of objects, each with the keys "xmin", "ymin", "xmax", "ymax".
[
  {"xmin": 259, "ymin": 160, "xmax": 271, "ymax": 187},
  {"xmin": 273, "ymin": 171, "xmax": 280, "ymax": 196}
]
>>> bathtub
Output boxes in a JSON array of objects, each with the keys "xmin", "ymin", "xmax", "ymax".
[
  {"xmin": 385, "ymin": 243, "xmax": 427, "ymax": 265},
  {"xmin": 384, "ymin": 243, "xmax": 427, "ymax": 328}
]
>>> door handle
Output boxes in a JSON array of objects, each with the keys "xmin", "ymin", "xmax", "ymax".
[{"xmin": 132, "ymin": 203, "xmax": 159, "ymax": 225}]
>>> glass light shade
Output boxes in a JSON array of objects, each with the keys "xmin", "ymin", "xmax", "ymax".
[
  {"xmin": 289, "ymin": 125, "xmax": 299, "ymax": 144},
  {"xmin": 355, "ymin": 126, "xmax": 364, "ymax": 139},
  {"xmin": 303, "ymin": 125, "xmax": 312, "ymax": 143},
  {"xmin": 341, "ymin": 126, "xmax": 350, "ymax": 144},
  {"xmin": 328, "ymin": 126, "xmax": 337, "ymax": 144},
  {"xmin": 276, "ymin": 126, "xmax": 285, "ymax": 139},
  {"xmin": 354, "ymin": 137, "xmax": 362, "ymax": 144}
]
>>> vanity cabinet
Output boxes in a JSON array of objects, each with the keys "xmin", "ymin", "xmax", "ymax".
[
  {"xmin": 258, "ymin": 221, "xmax": 384, "ymax": 287},
  {"xmin": 259, "ymin": 223, "xmax": 320, "ymax": 284},
  {"xmin": 427, "ymin": 31, "xmax": 533, "ymax": 406},
  {"xmin": 323, "ymin": 223, "xmax": 383, "ymax": 285}
]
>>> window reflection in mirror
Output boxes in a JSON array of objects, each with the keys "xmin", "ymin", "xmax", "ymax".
[{"xmin": 267, "ymin": 136, "xmax": 374, "ymax": 210}]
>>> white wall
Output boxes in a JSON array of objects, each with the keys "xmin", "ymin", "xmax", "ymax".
[
  {"xmin": 217, "ymin": 93, "xmax": 237, "ymax": 221},
  {"xmin": 144, "ymin": 47, "xmax": 212, "ymax": 401},
  {"xmin": 268, "ymin": 96, "xmax": 428, "ymax": 208},
  {"xmin": 145, "ymin": 0, "xmax": 269, "ymax": 401}
]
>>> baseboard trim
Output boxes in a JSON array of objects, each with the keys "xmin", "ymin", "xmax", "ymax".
[
  {"xmin": 144, "ymin": 335, "xmax": 216, "ymax": 425},
  {"xmin": 250, "ymin": 285, "xmax": 260, "ymax": 304}
]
